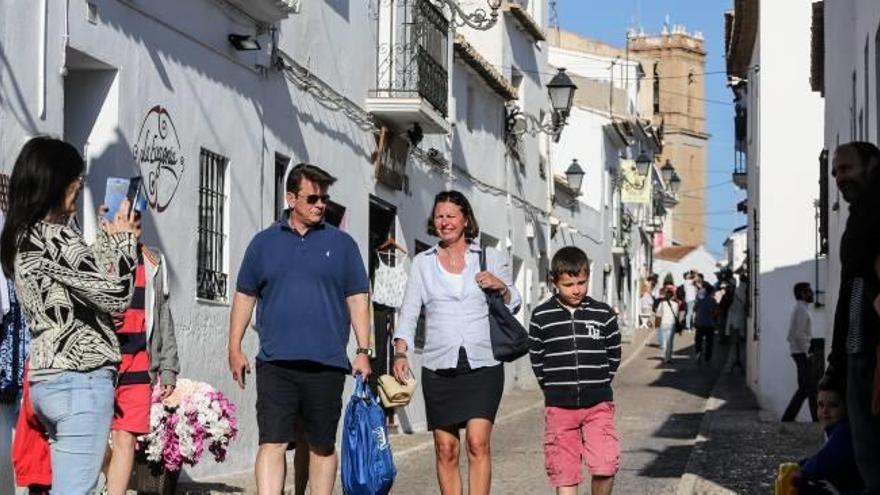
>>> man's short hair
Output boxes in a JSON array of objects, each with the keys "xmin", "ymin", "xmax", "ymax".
[
  {"xmin": 551, "ymin": 246, "xmax": 590, "ymax": 281},
  {"xmin": 835, "ymin": 141, "xmax": 880, "ymax": 173},
  {"xmin": 286, "ymin": 163, "xmax": 337, "ymax": 194},
  {"xmin": 793, "ymin": 282, "xmax": 811, "ymax": 300}
]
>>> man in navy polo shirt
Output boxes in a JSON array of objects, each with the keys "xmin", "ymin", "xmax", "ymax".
[{"xmin": 227, "ymin": 163, "xmax": 371, "ymax": 495}]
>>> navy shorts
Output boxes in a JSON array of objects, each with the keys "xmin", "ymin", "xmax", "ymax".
[{"xmin": 256, "ymin": 359, "xmax": 346, "ymax": 451}]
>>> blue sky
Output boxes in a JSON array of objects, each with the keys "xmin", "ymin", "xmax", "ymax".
[{"xmin": 556, "ymin": 0, "xmax": 746, "ymax": 256}]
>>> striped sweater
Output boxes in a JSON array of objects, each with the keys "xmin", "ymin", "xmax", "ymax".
[{"xmin": 528, "ymin": 296, "xmax": 621, "ymax": 408}]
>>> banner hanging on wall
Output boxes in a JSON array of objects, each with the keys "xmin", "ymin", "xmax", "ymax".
[{"xmin": 620, "ymin": 159, "xmax": 651, "ymax": 205}]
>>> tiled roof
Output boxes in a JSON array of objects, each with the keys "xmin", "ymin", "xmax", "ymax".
[{"xmin": 655, "ymin": 245, "xmax": 698, "ymax": 262}]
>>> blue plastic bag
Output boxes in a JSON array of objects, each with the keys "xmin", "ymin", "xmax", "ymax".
[{"xmin": 341, "ymin": 376, "xmax": 396, "ymax": 495}]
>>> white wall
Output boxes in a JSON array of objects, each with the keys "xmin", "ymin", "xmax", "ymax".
[
  {"xmin": 822, "ymin": 1, "xmax": 880, "ymax": 371},
  {"xmin": 750, "ymin": 0, "xmax": 826, "ymax": 419},
  {"xmin": 0, "ymin": 0, "xmax": 562, "ymax": 479}
]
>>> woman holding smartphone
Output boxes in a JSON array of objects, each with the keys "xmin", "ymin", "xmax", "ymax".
[{"xmin": 0, "ymin": 136, "xmax": 140, "ymax": 494}]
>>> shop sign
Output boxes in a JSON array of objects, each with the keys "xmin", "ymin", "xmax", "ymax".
[{"xmin": 133, "ymin": 106, "xmax": 184, "ymax": 212}]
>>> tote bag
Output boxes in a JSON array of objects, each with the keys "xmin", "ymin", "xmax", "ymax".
[{"xmin": 341, "ymin": 376, "xmax": 396, "ymax": 495}]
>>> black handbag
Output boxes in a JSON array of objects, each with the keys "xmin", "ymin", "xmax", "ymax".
[{"xmin": 479, "ymin": 248, "xmax": 529, "ymax": 362}]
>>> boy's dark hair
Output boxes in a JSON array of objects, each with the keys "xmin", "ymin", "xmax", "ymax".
[
  {"xmin": 286, "ymin": 163, "xmax": 337, "ymax": 194},
  {"xmin": 793, "ymin": 282, "xmax": 811, "ymax": 300},
  {"xmin": 551, "ymin": 246, "xmax": 590, "ymax": 280},
  {"xmin": 818, "ymin": 375, "xmax": 845, "ymax": 398},
  {"xmin": 426, "ymin": 190, "xmax": 480, "ymax": 240}
]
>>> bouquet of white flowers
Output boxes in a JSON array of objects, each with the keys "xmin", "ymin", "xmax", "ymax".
[{"xmin": 137, "ymin": 379, "xmax": 238, "ymax": 472}]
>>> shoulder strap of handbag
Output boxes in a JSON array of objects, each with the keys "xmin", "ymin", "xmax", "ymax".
[
  {"xmin": 665, "ymin": 299, "xmax": 676, "ymax": 318},
  {"xmin": 479, "ymin": 246, "xmax": 487, "ymax": 272}
]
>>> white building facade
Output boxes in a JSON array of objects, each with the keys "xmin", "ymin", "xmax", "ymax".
[
  {"xmin": 547, "ymin": 30, "xmax": 677, "ymax": 331},
  {"xmin": 725, "ymin": 0, "xmax": 827, "ymax": 420},
  {"xmin": 0, "ymin": 0, "xmax": 566, "ymax": 481}
]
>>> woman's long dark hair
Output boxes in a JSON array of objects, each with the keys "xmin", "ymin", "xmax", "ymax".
[
  {"xmin": 1, "ymin": 137, "xmax": 85, "ymax": 276},
  {"xmin": 426, "ymin": 190, "xmax": 480, "ymax": 240}
]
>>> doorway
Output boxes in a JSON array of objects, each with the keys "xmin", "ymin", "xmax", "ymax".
[
  {"xmin": 64, "ymin": 48, "xmax": 119, "ymax": 244},
  {"xmin": 368, "ymin": 197, "xmax": 398, "ymax": 422}
]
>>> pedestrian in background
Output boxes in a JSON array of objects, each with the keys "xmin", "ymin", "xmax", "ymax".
[
  {"xmin": 655, "ymin": 288, "xmax": 681, "ymax": 364},
  {"xmin": 393, "ymin": 191, "xmax": 521, "ymax": 495},
  {"xmin": 825, "ymin": 141, "xmax": 880, "ymax": 492},
  {"xmin": 682, "ymin": 271, "xmax": 697, "ymax": 330},
  {"xmin": 692, "ymin": 273, "xmax": 716, "ymax": 364},
  {"xmin": 528, "ymin": 246, "xmax": 621, "ymax": 495},
  {"xmin": 782, "ymin": 282, "xmax": 818, "ymax": 422},
  {"xmin": 0, "ymin": 136, "xmax": 140, "ymax": 494},
  {"xmin": 227, "ymin": 163, "xmax": 372, "ymax": 495}
]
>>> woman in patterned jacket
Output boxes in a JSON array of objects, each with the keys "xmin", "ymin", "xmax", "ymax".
[{"xmin": 0, "ymin": 136, "xmax": 140, "ymax": 494}]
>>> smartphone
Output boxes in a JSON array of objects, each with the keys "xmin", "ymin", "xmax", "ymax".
[
  {"xmin": 104, "ymin": 176, "xmax": 146, "ymax": 221},
  {"xmin": 126, "ymin": 176, "xmax": 143, "ymax": 215}
]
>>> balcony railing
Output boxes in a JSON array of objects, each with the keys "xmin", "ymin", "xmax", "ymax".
[{"xmin": 372, "ymin": 0, "xmax": 449, "ymax": 117}]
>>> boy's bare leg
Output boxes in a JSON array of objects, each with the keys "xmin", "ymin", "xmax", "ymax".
[
  {"xmin": 556, "ymin": 485, "xmax": 578, "ymax": 495},
  {"xmin": 105, "ymin": 430, "xmax": 137, "ymax": 495},
  {"xmin": 592, "ymin": 475, "xmax": 614, "ymax": 495}
]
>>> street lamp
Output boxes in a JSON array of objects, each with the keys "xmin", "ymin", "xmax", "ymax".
[
  {"xmin": 634, "ymin": 152, "xmax": 653, "ymax": 178},
  {"xmin": 669, "ymin": 171, "xmax": 682, "ymax": 195},
  {"xmin": 440, "ymin": 0, "xmax": 503, "ymax": 30},
  {"xmin": 660, "ymin": 159, "xmax": 675, "ymax": 183},
  {"xmin": 504, "ymin": 67, "xmax": 578, "ymax": 138},
  {"xmin": 565, "ymin": 159, "xmax": 585, "ymax": 194},
  {"xmin": 547, "ymin": 68, "xmax": 577, "ymax": 117}
]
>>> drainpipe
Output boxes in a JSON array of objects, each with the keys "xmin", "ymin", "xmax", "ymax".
[{"xmin": 38, "ymin": 0, "xmax": 49, "ymax": 119}]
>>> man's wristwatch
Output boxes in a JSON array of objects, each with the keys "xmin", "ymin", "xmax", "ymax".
[{"xmin": 355, "ymin": 347, "xmax": 373, "ymax": 358}]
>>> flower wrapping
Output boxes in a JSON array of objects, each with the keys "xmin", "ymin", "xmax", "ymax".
[{"xmin": 137, "ymin": 379, "xmax": 238, "ymax": 472}]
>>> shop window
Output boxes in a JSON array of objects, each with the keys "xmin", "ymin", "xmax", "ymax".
[{"xmin": 197, "ymin": 148, "xmax": 229, "ymax": 302}]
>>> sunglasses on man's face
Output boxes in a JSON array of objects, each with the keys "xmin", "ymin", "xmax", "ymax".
[{"xmin": 300, "ymin": 193, "xmax": 330, "ymax": 205}]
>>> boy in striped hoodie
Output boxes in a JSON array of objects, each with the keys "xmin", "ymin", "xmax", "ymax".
[{"xmin": 529, "ymin": 246, "xmax": 621, "ymax": 495}]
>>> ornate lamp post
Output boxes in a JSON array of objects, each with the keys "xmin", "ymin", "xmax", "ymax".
[{"xmin": 441, "ymin": 0, "xmax": 503, "ymax": 30}]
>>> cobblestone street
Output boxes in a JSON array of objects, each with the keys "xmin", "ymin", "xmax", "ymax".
[
  {"xmin": 181, "ymin": 328, "xmax": 822, "ymax": 494},
  {"xmin": 391, "ymin": 328, "xmax": 720, "ymax": 494}
]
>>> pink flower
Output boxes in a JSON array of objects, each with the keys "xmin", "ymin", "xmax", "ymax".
[{"xmin": 136, "ymin": 379, "xmax": 238, "ymax": 472}]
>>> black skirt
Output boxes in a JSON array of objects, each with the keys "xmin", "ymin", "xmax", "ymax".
[{"xmin": 422, "ymin": 348, "xmax": 504, "ymax": 430}]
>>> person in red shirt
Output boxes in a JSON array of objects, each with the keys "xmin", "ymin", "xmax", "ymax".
[{"xmin": 103, "ymin": 235, "xmax": 179, "ymax": 495}]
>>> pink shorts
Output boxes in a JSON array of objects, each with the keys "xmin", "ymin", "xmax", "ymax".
[{"xmin": 543, "ymin": 401, "xmax": 620, "ymax": 487}]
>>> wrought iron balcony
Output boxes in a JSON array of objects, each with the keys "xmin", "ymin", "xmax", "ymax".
[{"xmin": 367, "ymin": 0, "xmax": 450, "ymax": 134}]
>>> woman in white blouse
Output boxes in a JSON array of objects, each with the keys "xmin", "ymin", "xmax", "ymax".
[{"xmin": 393, "ymin": 191, "xmax": 521, "ymax": 495}]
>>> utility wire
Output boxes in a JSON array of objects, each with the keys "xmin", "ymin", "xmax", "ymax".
[
  {"xmin": 671, "ymin": 217, "xmax": 738, "ymax": 233},
  {"xmin": 485, "ymin": 60, "xmax": 742, "ymax": 82},
  {"xmin": 675, "ymin": 180, "xmax": 734, "ymax": 195},
  {"xmin": 671, "ymin": 210, "xmax": 743, "ymax": 217}
]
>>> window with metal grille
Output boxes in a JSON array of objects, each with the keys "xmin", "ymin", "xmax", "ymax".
[{"xmin": 197, "ymin": 149, "xmax": 229, "ymax": 302}]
